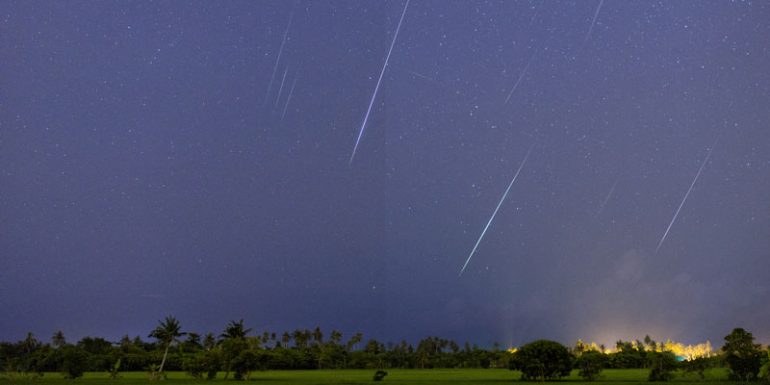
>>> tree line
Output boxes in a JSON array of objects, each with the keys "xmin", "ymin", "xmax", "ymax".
[
  {"xmin": 0, "ymin": 318, "xmax": 767, "ymax": 382},
  {"xmin": 510, "ymin": 328, "xmax": 769, "ymax": 382}
]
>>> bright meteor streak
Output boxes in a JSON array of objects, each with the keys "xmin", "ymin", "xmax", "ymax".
[
  {"xmin": 459, "ymin": 145, "xmax": 534, "ymax": 276},
  {"xmin": 655, "ymin": 141, "xmax": 717, "ymax": 254},
  {"xmin": 349, "ymin": 0, "xmax": 410, "ymax": 165}
]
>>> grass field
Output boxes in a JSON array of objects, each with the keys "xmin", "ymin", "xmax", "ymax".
[{"xmin": 0, "ymin": 368, "xmax": 732, "ymax": 384}]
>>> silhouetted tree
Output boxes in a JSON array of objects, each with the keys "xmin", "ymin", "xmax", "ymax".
[
  {"xmin": 203, "ymin": 333, "xmax": 217, "ymax": 351},
  {"xmin": 221, "ymin": 320, "xmax": 252, "ymax": 340},
  {"xmin": 58, "ymin": 345, "xmax": 88, "ymax": 379},
  {"xmin": 575, "ymin": 350, "xmax": 607, "ymax": 380},
  {"xmin": 148, "ymin": 316, "xmax": 185, "ymax": 374},
  {"xmin": 722, "ymin": 328, "xmax": 763, "ymax": 381},
  {"xmin": 51, "ymin": 331, "xmax": 66, "ymax": 349},
  {"xmin": 510, "ymin": 340, "xmax": 573, "ymax": 381},
  {"xmin": 647, "ymin": 351, "xmax": 678, "ymax": 381}
]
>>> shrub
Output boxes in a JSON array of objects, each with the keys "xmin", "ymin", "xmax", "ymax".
[
  {"xmin": 231, "ymin": 350, "xmax": 258, "ymax": 380},
  {"xmin": 723, "ymin": 328, "xmax": 763, "ymax": 381},
  {"xmin": 575, "ymin": 350, "xmax": 607, "ymax": 381},
  {"xmin": 59, "ymin": 345, "xmax": 89, "ymax": 379},
  {"xmin": 648, "ymin": 352, "xmax": 678, "ymax": 382},
  {"xmin": 681, "ymin": 357, "xmax": 707, "ymax": 380},
  {"xmin": 509, "ymin": 340, "xmax": 573, "ymax": 381},
  {"xmin": 758, "ymin": 348, "xmax": 770, "ymax": 381},
  {"xmin": 183, "ymin": 351, "xmax": 220, "ymax": 380}
]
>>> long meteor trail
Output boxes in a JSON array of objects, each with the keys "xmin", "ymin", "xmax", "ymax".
[
  {"xmin": 459, "ymin": 145, "xmax": 534, "ymax": 276},
  {"xmin": 349, "ymin": 0, "xmax": 410, "ymax": 165},
  {"xmin": 655, "ymin": 141, "xmax": 717, "ymax": 254}
]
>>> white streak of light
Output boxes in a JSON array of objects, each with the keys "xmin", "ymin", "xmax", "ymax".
[
  {"xmin": 459, "ymin": 145, "xmax": 534, "ymax": 276},
  {"xmin": 349, "ymin": 0, "xmax": 410, "ymax": 165}
]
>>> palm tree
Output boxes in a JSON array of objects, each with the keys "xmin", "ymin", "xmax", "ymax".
[
  {"xmin": 219, "ymin": 320, "xmax": 251, "ymax": 380},
  {"xmin": 52, "ymin": 330, "xmax": 66, "ymax": 348},
  {"xmin": 312, "ymin": 327, "xmax": 323, "ymax": 345},
  {"xmin": 292, "ymin": 330, "xmax": 305, "ymax": 349},
  {"xmin": 346, "ymin": 332, "xmax": 363, "ymax": 351},
  {"xmin": 330, "ymin": 330, "xmax": 343, "ymax": 346},
  {"xmin": 148, "ymin": 316, "xmax": 185, "ymax": 374},
  {"xmin": 220, "ymin": 319, "xmax": 251, "ymax": 340},
  {"xmin": 203, "ymin": 332, "xmax": 217, "ymax": 351},
  {"xmin": 281, "ymin": 332, "xmax": 291, "ymax": 348}
]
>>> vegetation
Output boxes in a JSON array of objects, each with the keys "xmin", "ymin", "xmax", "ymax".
[
  {"xmin": 722, "ymin": 328, "xmax": 763, "ymax": 381},
  {"xmin": 647, "ymin": 351, "xmax": 678, "ymax": 381},
  {"xmin": 148, "ymin": 316, "xmax": 185, "ymax": 379},
  {"xmin": 0, "ymin": 368, "xmax": 741, "ymax": 384},
  {"xmin": 575, "ymin": 350, "xmax": 608, "ymax": 380},
  {"xmin": 509, "ymin": 339, "xmax": 572, "ymax": 381},
  {"xmin": 0, "ymin": 320, "xmax": 765, "ymax": 383},
  {"xmin": 759, "ymin": 347, "xmax": 770, "ymax": 381}
]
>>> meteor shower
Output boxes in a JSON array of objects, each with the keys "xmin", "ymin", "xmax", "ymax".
[{"xmin": 1, "ymin": 1, "xmax": 768, "ymax": 384}]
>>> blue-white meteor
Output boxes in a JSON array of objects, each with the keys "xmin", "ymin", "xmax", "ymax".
[
  {"xmin": 655, "ymin": 141, "xmax": 717, "ymax": 254},
  {"xmin": 459, "ymin": 145, "xmax": 534, "ymax": 276},
  {"xmin": 349, "ymin": 0, "xmax": 410, "ymax": 165}
]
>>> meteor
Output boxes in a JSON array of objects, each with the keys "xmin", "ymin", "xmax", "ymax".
[
  {"xmin": 264, "ymin": 8, "xmax": 294, "ymax": 106},
  {"xmin": 504, "ymin": 50, "xmax": 537, "ymax": 105},
  {"xmin": 349, "ymin": 0, "xmax": 410, "ymax": 165},
  {"xmin": 459, "ymin": 145, "xmax": 534, "ymax": 276},
  {"xmin": 655, "ymin": 141, "xmax": 717, "ymax": 254},
  {"xmin": 595, "ymin": 179, "xmax": 618, "ymax": 217},
  {"xmin": 281, "ymin": 74, "xmax": 298, "ymax": 121},
  {"xmin": 274, "ymin": 66, "xmax": 289, "ymax": 109},
  {"xmin": 584, "ymin": 0, "xmax": 604, "ymax": 43}
]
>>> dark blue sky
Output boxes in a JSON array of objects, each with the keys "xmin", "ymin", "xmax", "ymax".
[{"xmin": 2, "ymin": 1, "xmax": 768, "ymax": 347}]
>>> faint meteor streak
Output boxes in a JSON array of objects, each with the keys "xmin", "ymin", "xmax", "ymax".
[
  {"xmin": 281, "ymin": 74, "xmax": 298, "ymax": 120},
  {"xmin": 349, "ymin": 0, "xmax": 410, "ymax": 165},
  {"xmin": 504, "ymin": 50, "xmax": 537, "ymax": 105},
  {"xmin": 528, "ymin": 4, "xmax": 540, "ymax": 27},
  {"xmin": 406, "ymin": 69, "xmax": 435, "ymax": 82},
  {"xmin": 275, "ymin": 66, "xmax": 289, "ymax": 108},
  {"xmin": 459, "ymin": 145, "xmax": 534, "ymax": 276},
  {"xmin": 264, "ymin": 9, "xmax": 294, "ymax": 106},
  {"xmin": 584, "ymin": 0, "xmax": 604, "ymax": 43},
  {"xmin": 655, "ymin": 141, "xmax": 717, "ymax": 254},
  {"xmin": 595, "ymin": 179, "xmax": 618, "ymax": 216}
]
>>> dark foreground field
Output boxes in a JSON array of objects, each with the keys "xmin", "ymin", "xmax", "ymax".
[{"xmin": 0, "ymin": 368, "xmax": 733, "ymax": 385}]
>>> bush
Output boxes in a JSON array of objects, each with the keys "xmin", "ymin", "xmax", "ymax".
[
  {"xmin": 59, "ymin": 346, "xmax": 89, "ymax": 379},
  {"xmin": 231, "ymin": 350, "xmax": 258, "ymax": 380},
  {"xmin": 681, "ymin": 357, "xmax": 707, "ymax": 380},
  {"xmin": 575, "ymin": 350, "xmax": 607, "ymax": 381},
  {"xmin": 509, "ymin": 340, "xmax": 573, "ymax": 381},
  {"xmin": 648, "ymin": 352, "xmax": 678, "ymax": 382},
  {"xmin": 758, "ymin": 348, "xmax": 770, "ymax": 381},
  {"xmin": 183, "ymin": 355, "xmax": 206, "ymax": 379},
  {"xmin": 723, "ymin": 328, "xmax": 763, "ymax": 381}
]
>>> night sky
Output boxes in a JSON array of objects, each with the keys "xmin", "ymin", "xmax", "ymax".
[{"xmin": 2, "ymin": 1, "xmax": 769, "ymax": 347}]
